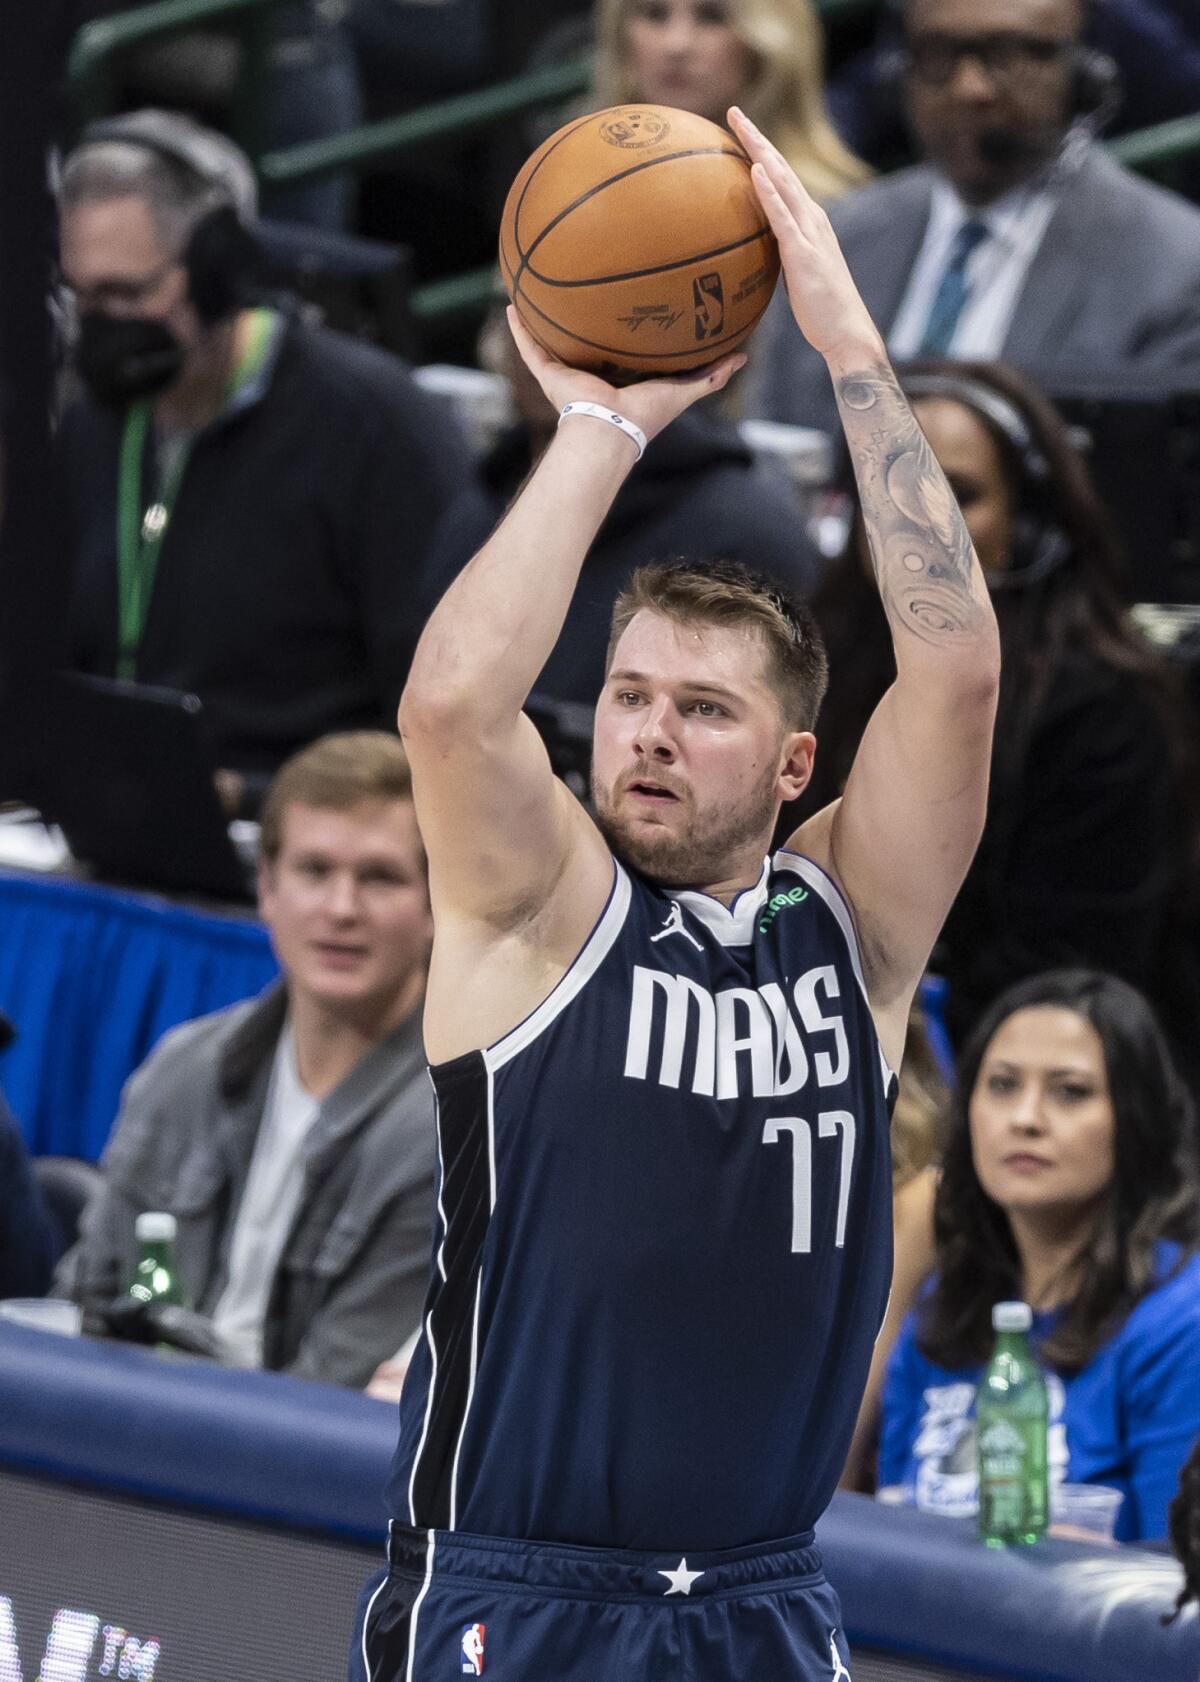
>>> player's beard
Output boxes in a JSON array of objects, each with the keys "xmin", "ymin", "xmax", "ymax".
[{"xmin": 593, "ymin": 759, "xmax": 779, "ymax": 887}]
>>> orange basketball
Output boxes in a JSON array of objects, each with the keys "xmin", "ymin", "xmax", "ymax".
[{"xmin": 499, "ymin": 105, "xmax": 779, "ymax": 381}]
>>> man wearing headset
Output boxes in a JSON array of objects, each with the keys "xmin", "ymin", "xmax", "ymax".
[
  {"xmin": 748, "ymin": 0, "xmax": 1200, "ymax": 435},
  {"xmin": 57, "ymin": 110, "xmax": 470, "ymax": 816}
]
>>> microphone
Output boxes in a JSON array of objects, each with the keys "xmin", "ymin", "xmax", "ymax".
[{"xmin": 974, "ymin": 126, "xmax": 1056, "ymax": 170}]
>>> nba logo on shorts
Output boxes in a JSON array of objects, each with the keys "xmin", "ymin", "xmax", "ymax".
[{"xmin": 461, "ymin": 1623, "xmax": 486, "ymax": 1674}]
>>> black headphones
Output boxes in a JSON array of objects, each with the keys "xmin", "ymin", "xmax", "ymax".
[
  {"xmin": 877, "ymin": 0, "xmax": 1122, "ymax": 131},
  {"xmin": 78, "ymin": 114, "xmax": 260, "ymax": 324},
  {"xmin": 899, "ymin": 369, "xmax": 1072, "ymax": 587}
]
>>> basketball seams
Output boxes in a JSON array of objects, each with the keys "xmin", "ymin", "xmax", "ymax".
[
  {"xmin": 521, "ymin": 224, "xmax": 773, "ymax": 290},
  {"xmin": 516, "ymin": 145, "xmax": 749, "ymax": 287},
  {"xmin": 511, "ymin": 109, "xmax": 601, "ymax": 271},
  {"xmin": 499, "ymin": 105, "xmax": 779, "ymax": 374},
  {"xmin": 512, "ymin": 270, "xmax": 774, "ymax": 364}
]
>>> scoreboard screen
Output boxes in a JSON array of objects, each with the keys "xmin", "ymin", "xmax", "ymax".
[{"xmin": 0, "ymin": 1469, "xmax": 381, "ymax": 1682}]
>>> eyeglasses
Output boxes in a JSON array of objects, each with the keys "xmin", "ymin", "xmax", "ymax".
[
  {"xmin": 906, "ymin": 31, "xmax": 1075, "ymax": 87},
  {"xmin": 57, "ymin": 251, "xmax": 181, "ymax": 315}
]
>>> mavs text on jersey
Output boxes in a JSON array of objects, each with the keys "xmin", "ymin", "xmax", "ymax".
[{"xmin": 357, "ymin": 848, "xmax": 896, "ymax": 1682}]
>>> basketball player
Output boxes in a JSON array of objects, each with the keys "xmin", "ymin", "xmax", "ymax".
[{"xmin": 355, "ymin": 108, "xmax": 1000, "ymax": 1681}]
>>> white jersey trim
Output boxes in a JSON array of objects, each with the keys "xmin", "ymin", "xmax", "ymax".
[
  {"xmin": 664, "ymin": 856, "xmax": 770, "ymax": 948},
  {"xmin": 448, "ymin": 1061, "xmax": 496, "ymax": 1528},
  {"xmin": 361, "ymin": 1541, "xmax": 390, "ymax": 1682},
  {"xmin": 484, "ymin": 860, "xmax": 632, "ymax": 1071},
  {"xmin": 404, "ymin": 1530, "xmax": 436, "ymax": 1682},
  {"xmin": 431, "ymin": 1075, "xmax": 448, "ymax": 1285},
  {"xmin": 408, "ymin": 1091, "xmax": 446, "ymax": 1523},
  {"xmin": 773, "ymin": 849, "xmax": 896, "ymax": 1095}
]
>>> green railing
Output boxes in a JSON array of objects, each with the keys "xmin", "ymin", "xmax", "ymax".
[
  {"xmin": 1110, "ymin": 110, "xmax": 1200, "ymax": 191},
  {"xmin": 412, "ymin": 107, "xmax": 1200, "ymax": 325},
  {"xmin": 67, "ymin": 0, "xmax": 1200, "ymax": 328},
  {"xmin": 256, "ymin": 53, "xmax": 593, "ymax": 190},
  {"xmin": 69, "ymin": 0, "xmax": 278, "ymax": 161},
  {"xmin": 68, "ymin": 0, "xmax": 882, "ymax": 169}
]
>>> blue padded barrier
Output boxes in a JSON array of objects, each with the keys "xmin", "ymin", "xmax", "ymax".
[
  {"xmin": 0, "ymin": 870, "xmax": 279, "ymax": 1158},
  {"xmin": 0, "ymin": 1323, "xmax": 1196, "ymax": 1680},
  {"xmin": 0, "ymin": 1321, "xmax": 393, "ymax": 1539}
]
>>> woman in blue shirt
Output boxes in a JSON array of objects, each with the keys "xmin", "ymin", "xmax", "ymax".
[{"xmin": 879, "ymin": 969, "xmax": 1200, "ymax": 1542}]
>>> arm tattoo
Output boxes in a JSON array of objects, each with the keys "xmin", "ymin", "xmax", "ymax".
[{"xmin": 836, "ymin": 363, "xmax": 992, "ymax": 650}]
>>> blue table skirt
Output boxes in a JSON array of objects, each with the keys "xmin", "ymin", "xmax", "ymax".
[
  {"xmin": 0, "ymin": 870, "xmax": 280, "ymax": 1159},
  {"xmin": 0, "ymin": 867, "xmax": 955, "ymax": 1163}
]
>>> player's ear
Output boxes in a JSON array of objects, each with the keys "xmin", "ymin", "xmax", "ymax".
[{"xmin": 777, "ymin": 731, "xmax": 816, "ymax": 802}]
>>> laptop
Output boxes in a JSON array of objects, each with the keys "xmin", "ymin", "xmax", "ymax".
[
  {"xmin": 0, "ymin": 669, "xmax": 253, "ymax": 902},
  {"xmin": 1046, "ymin": 374, "xmax": 1200, "ymax": 607}
]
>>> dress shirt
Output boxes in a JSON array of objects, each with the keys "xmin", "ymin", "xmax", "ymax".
[{"xmin": 889, "ymin": 175, "xmax": 1060, "ymax": 360}]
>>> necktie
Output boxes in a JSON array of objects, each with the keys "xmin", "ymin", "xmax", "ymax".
[{"xmin": 918, "ymin": 219, "xmax": 989, "ymax": 356}]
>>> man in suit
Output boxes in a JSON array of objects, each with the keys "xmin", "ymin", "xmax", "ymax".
[
  {"xmin": 829, "ymin": 0, "xmax": 1200, "ymax": 169},
  {"xmin": 750, "ymin": 0, "xmax": 1200, "ymax": 435}
]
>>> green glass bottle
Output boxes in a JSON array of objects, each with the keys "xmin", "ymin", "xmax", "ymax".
[
  {"xmin": 129, "ymin": 1211, "xmax": 184, "ymax": 1308},
  {"xmin": 977, "ymin": 1300, "xmax": 1048, "ymax": 1547}
]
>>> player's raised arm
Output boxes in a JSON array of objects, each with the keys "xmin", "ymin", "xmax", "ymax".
[
  {"xmin": 731, "ymin": 107, "xmax": 1000, "ymax": 1051},
  {"xmin": 398, "ymin": 314, "xmax": 745, "ymax": 928}
]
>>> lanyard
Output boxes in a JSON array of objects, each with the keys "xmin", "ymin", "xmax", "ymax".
[{"xmin": 114, "ymin": 307, "xmax": 275, "ymax": 680}]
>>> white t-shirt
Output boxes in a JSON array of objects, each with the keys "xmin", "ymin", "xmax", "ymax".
[{"xmin": 212, "ymin": 1026, "xmax": 320, "ymax": 1368}]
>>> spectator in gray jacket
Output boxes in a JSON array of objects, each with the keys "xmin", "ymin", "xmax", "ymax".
[
  {"xmin": 56, "ymin": 731, "xmax": 435, "ymax": 1388},
  {"xmin": 749, "ymin": 0, "xmax": 1200, "ymax": 436}
]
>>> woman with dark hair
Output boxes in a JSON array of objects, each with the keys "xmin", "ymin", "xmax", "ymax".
[
  {"xmin": 795, "ymin": 359, "xmax": 1200, "ymax": 1088},
  {"xmin": 1166, "ymin": 1438, "xmax": 1200, "ymax": 1622},
  {"xmin": 878, "ymin": 969, "xmax": 1200, "ymax": 1543}
]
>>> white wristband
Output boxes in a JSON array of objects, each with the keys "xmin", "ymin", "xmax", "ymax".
[{"xmin": 558, "ymin": 401, "xmax": 647, "ymax": 462}]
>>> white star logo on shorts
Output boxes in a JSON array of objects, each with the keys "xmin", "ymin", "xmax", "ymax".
[{"xmin": 658, "ymin": 1558, "xmax": 705, "ymax": 1595}]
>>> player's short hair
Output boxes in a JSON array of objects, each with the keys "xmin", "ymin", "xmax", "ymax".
[
  {"xmin": 607, "ymin": 559, "xmax": 829, "ymax": 731},
  {"xmin": 259, "ymin": 731, "xmax": 419, "ymax": 865}
]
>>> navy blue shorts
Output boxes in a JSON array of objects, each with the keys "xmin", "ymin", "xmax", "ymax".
[{"xmin": 350, "ymin": 1522, "xmax": 853, "ymax": 1682}]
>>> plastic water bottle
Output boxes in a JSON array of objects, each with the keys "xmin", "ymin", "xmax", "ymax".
[
  {"xmin": 977, "ymin": 1300, "xmax": 1048, "ymax": 1547},
  {"xmin": 130, "ymin": 1211, "xmax": 184, "ymax": 1307}
]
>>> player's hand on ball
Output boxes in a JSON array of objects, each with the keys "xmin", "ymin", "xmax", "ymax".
[
  {"xmin": 506, "ymin": 308, "xmax": 746, "ymax": 446},
  {"xmin": 728, "ymin": 107, "xmax": 883, "ymax": 366}
]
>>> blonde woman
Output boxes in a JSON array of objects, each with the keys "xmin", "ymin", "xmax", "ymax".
[{"xmin": 593, "ymin": 0, "xmax": 869, "ymax": 202}]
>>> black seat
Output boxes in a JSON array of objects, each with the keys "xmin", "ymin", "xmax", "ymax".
[{"xmin": 31, "ymin": 1156, "xmax": 104, "ymax": 1258}]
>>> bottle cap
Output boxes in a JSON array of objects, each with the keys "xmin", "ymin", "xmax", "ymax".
[
  {"xmin": 135, "ymin": 1211, "xmax": 177, "ymax": 1243},
  {"xmin": 992, "ymin": 1300, "xmax": 1032, "ymax": 1332}
]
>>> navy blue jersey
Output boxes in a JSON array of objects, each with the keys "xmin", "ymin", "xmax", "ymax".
[{"xmin": 387, "ymin": 849, "xmax": 896, "ymax": 1552}]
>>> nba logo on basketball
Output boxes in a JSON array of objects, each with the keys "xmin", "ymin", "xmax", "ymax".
[
  {"xmin": 461, "ymin": 1624, "xmax": 486, "ymax": 1674},
  {"xmin": 693, "ymin": 273, "xmax": 725, "ymax": 340}
]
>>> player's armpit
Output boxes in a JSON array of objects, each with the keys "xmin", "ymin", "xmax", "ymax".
[{"xmin": 789, "ymin": 669, "xmax": 996, "ymax": 1056}]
